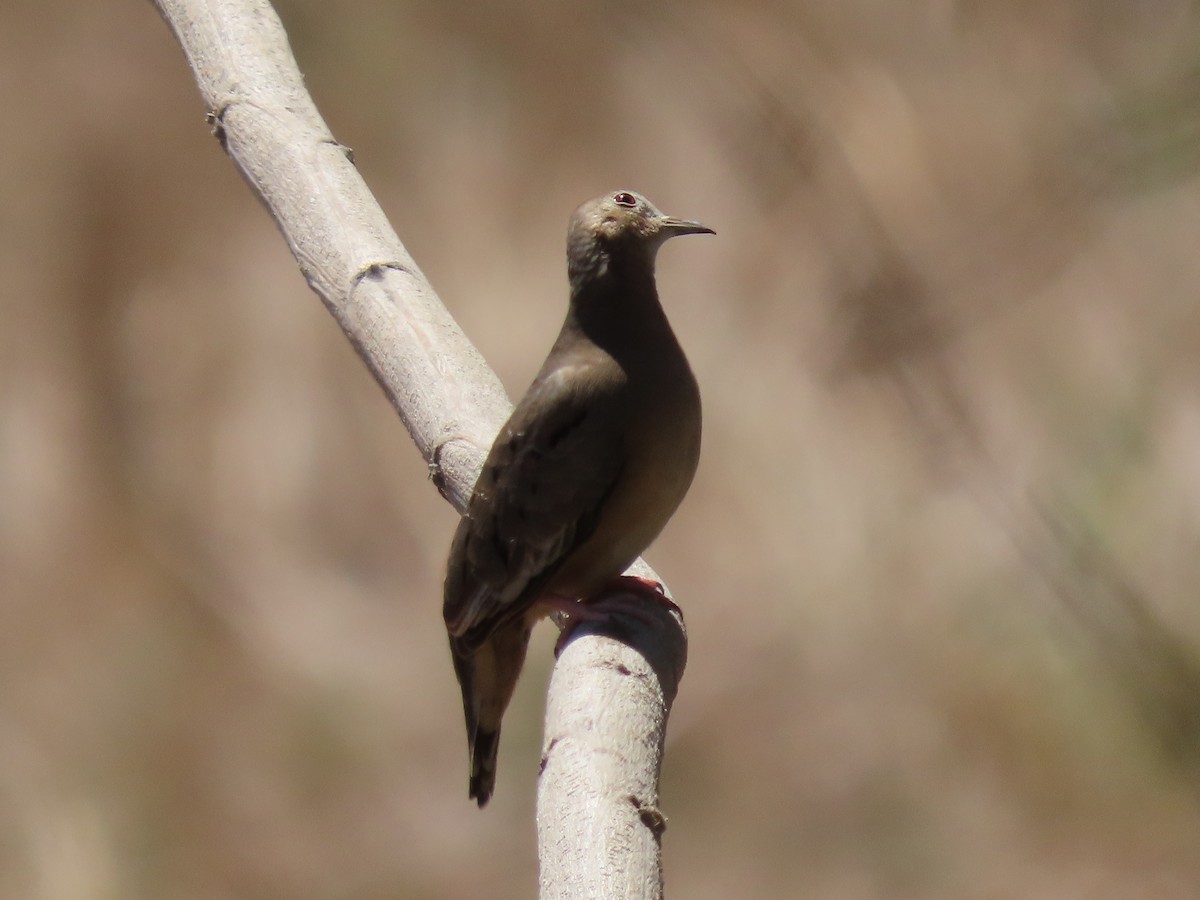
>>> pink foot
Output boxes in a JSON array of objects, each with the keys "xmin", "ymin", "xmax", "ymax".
[
  {"xmin": 548, "ymin": 576, "xmax": 681, "ymax": 655},
  {"xmin": 596, "ymin": 576, "xmax": 680, "ymax": 618}
]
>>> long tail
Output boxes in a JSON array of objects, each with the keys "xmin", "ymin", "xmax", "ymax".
[
  {"xmin": 468, "ymin": 727, "xmax": 501, "ymax": 807},
  {"xmin": 449, "ymin": 621, "xmax": 531, "ymax": 808}
]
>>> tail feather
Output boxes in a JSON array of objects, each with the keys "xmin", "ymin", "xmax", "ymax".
[
  {"xmin": 469, "ymin": 728, "xmax": 500, "ymax": 807},
  {"xmin": 448, "ymin": 621, "xmax": 531, "ymax": 808}
]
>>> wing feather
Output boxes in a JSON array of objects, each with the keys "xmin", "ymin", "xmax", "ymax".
[{"xmin": 443, "ymin": 364, "xmax": 626, "ymax": 644}]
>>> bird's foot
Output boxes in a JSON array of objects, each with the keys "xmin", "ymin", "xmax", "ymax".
[
  {"xmin": 550, "ymin": 577, "xmax": 680, "ymax": 655},
  {"xmin": 589, "ymin": 576, "xmax": 682, "ymax": 621}
]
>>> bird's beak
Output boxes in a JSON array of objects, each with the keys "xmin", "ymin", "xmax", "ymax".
[{"xmin": 658, "ymin": 216, "xmax": 716, "ymax": 237}]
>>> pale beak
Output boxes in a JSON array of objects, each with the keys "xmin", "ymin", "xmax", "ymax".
[{"xmin": 659, "ymin": 216, "xmax": 715, "ymax": 237}]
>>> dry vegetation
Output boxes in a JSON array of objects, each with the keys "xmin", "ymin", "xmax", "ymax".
[{"xmin": 3, "ymin": 1, "xmax": 1200, "ymax": 897}]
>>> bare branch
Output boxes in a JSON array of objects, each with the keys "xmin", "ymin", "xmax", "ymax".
[
  {"xmin": 153, "ymin": 0, "xmax": 511, "ymax": 508},
  {"xmin": 152, "ymin": 1, "xmax": 687, "ymax": 895},
  {"xmin": 539, "ymin": 596, "xmax": 686, "ymax": 899}
]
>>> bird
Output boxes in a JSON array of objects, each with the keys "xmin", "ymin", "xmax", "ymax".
[{"xmin": 442, "ymin": 190, "xmax": 712, "ymax": 807}]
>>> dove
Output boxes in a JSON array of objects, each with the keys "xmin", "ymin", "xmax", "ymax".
[{"xmin": 443, "ymin": 190, "xmax": 711, "ymax": 806}]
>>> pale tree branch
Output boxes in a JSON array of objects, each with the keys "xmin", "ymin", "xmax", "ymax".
[
  {"xmin": 151, "ymin": 1, "xmax": 686, "ymax": 896},
  {"xmin": 539, "ymin": 595, "xmax": 687, "ymax": 899}
]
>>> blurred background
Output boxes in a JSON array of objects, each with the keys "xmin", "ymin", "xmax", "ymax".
[{"xmin": 4, "ymin": 0, "xmax": 1200, "ymax": 896}]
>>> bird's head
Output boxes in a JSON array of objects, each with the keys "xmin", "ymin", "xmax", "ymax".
[{"xmin": 567, "ymin": 191, "xmax": 713, "ymax": 289}]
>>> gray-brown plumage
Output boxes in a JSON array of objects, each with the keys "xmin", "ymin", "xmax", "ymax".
[{"xmin": 443, "ymin": 190, "xmax": 711, "ymax": 807}]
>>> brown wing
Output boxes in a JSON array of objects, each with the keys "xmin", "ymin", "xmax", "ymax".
[{"xmin": 443, "ymin": 364, "xmax": 627, "ymax": 647}]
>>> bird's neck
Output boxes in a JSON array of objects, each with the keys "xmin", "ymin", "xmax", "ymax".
[
  {"xmin": 565, "ymin": 263, "xmax": 675, "ymax": 364},
  {"xmin": 573, "ymin": 256, "xmax": 667, "ymax": 316},
  {"xmin": 567, "ymin": 236, "xmax": 657, "ymax": 297}
]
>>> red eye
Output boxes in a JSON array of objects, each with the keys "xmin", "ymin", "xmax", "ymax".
[{"xmin": 613, "ymin": 192, "xmax": 637, "ymax": 207}]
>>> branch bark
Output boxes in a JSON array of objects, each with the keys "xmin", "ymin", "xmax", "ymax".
[
  {"xmin": 152, "ymin": 2, "xmax": 686, "ymax": 896},
  {"xmin": 539, "ymin": 594, "xmax": 687, "ymax": 899}
]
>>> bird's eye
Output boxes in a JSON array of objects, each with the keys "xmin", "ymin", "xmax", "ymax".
[{"xmin": 613, "ymin": 192, "xmax": 637, "ymax": 207}]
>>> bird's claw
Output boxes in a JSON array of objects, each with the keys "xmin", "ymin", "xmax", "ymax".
[{"xmin": 551, "ymin": 576, "xmax": 680, "ymax": 655}]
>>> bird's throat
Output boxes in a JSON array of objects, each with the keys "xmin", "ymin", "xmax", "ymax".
[{"xmin": 566, "ymin": 269, "xmax": 671, "ymax": 363}]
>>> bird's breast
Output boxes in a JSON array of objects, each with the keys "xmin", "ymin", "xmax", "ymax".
[{"xmin": 546, "ymin": 348, "xmax": 701, "ymax": 599}]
